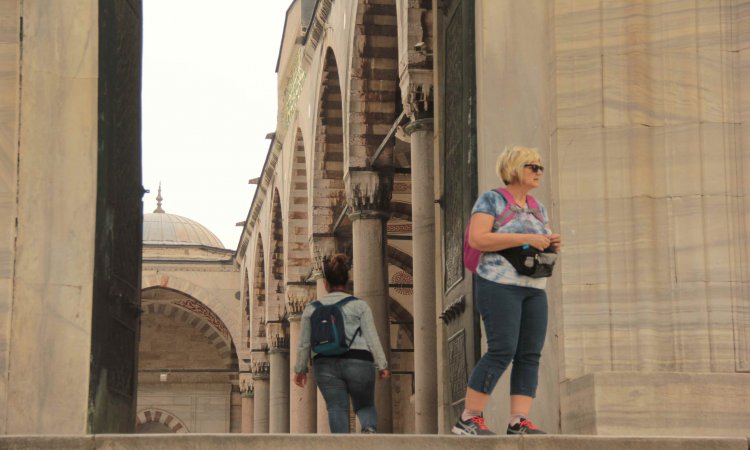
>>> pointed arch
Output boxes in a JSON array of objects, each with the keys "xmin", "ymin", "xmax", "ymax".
[
  {"xmin": 287, "ymin": 128, "xmax": 312, "ymax": 283},
  {"xmin": 242, "ymin": 268, "xmax": 251, "ymax": 350},
  {"xmin": 348, "ymin": 0, "xmax": 400, "ymax": 168},
  {"xmin": 312, "ymin": 47, "xmax": 346, "ymax": 237},
  {"xmin": 252, "ymin": 235, "xmax": 267, "ymax": 351},
  {"xmin": 268, "ymin": 188, "xmax": 285, "ymax": 322}
]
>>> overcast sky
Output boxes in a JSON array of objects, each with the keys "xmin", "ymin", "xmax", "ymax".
[{"xmin": 142, "ymin": 1, "xmax": 291, "ymax": 250}]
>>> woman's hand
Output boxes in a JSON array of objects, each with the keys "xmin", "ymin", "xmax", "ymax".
[
  {"xmin": 526, "ymin": 234, "xmax": 551, "ymax": 251},
  {"xmin": 549, "ymin": 233, "xmax": 562, "ymax": 253},
  {"xmin": 378, "ymin": 369, "xmax": 391, "ymax": 380},
  {"xmin": 294, "ymin": 372, "xmax": 307, "ymax": 388}
]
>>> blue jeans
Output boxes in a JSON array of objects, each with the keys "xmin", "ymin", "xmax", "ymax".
[
  {"xmin": 313, "ymin": 358, "xmax": 377, "ymax": 433},
  {"xmin": 467, "ymin": 276, "xmax": 548, "ymax": 397}
]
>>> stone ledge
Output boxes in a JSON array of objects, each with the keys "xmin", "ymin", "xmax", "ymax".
[{"xmin": 0, "ymin": 435, "xmax": 748, "ymax": 450}]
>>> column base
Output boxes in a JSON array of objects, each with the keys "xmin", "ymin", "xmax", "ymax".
[{"xmin": 561, "ymin": 371, "xmax": 750, "ymax": 436}]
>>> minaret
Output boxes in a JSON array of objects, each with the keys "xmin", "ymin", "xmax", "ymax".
[{"xmin": 153, "ymin": 182, "xmax": 165, "ymax": 213}]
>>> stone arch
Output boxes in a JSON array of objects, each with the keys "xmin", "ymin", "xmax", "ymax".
[
  {"xmin": 348, "ymin": 0, "xmax": 400, "ymax": 168},
  {"xmin": 136, "ymin": 408, "xmax": 189, "ymax": 433},
  {"xmin": 268, "ymin": 188, "xmax": 285, "ymax": 323},
  {"xmin": 242, "ymin": 268, "xmax": 251, "ymax": 350},
  {"xmin": 140, "ymin": 273, "xmax": 240, "ymax": 349},
  {"xmin": 140, "ymin": 287, "xmax": 238, "ymax": 369},
  {"xmin": 287, "ymin": 128, "xmax": 312, "ymax": 283},
  {"xmin": 252, "ymin": 235, "xmax": 267, "ymax": 351},
  {"xmin": 312, "ymin": 47, "xmax": 346, "ymax": 236}
]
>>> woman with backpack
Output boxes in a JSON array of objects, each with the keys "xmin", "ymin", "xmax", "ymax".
[
  {"xmin": 293, "ymin": 253, "xmax": 390, "ymax": 433},
  {"xmin": 452, "ymin": 146, "xmax": 561, "ymax": 436}
]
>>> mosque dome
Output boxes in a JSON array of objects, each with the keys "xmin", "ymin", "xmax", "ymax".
[{"xmin": 142, "ymin": 185, "xmax": 224, "ymax": 249}]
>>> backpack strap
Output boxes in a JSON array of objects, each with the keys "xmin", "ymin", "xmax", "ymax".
[
  {"xmin": 525, "ymin": 194, "xmax": 547, "ymax": 225},
  {"xmin": 333, "ymin": 296, "xmax": 361, "ymax": 348},
  {"xmin": 494, "ymin": 188, "xmax": 516, "ymax": 226},
  {"xmin": 311, "ymin": 300, "xmax": 322, "ymax": 308},
  {"xmin": 495, "ymin": 188, "xmax": 546, "ymax": 226}
]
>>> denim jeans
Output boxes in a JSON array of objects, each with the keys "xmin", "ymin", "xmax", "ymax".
[
  {"xmin": 313, "ymin": 358, "xmax": 377, "ymax": 433},
  {"xmin": 467, "ymin": 276, "xmax": 548, "ymax": 397}
]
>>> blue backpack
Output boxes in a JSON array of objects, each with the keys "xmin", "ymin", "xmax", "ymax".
[{"xmin": 310, "ymin": 296, "xmax": 361, "ymax": 356}]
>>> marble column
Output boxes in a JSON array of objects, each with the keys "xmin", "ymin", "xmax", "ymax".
[
  {"xmin": 241, "ymin": 390, "xmax": 254, "ymax": 433},
  {"xmin": 404, "ymin": 118, "xmax": 438, "ymax": 433},
  {"xmin": 346, "ymin": 169, "xmax": 393, "ymax": 433},
  {"xmin": 269, "ymin": 331, "xmax": 290, "ymax": 433},
  {"xmin": 288, "ymin": 284, "xmax": 317, "ymax": 433},
  {"xmin": 252, "ymin": 357, "xmax": 270, "ymax": 433}
]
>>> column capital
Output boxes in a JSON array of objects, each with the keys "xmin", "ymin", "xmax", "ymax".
[
  {"xmin": 287, "ymin": 283, "xmax": 315, "ymax": 317},
  {"xmin": 268, "ymin": 333, "xmax": 290, "ymax": 353},
  {"xmin": 311, "ymin": 236, "xmax": 336, "ymax": 280},
  {"xmin": 345, "ymin": 169, "xmax": 393, "ymax": 220},
  {"xmin": 240, "ymin": 378, "xmax": 255, "ymax": 397},
  {"xmin": 400, "ymin": 68, "xmax": 434, "ymax": 120},
  {"xmin": 251, "ymin": 360, "xmax": 270, "ymax": 380}
]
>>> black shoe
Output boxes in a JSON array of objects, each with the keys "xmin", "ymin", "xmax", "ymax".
[
  {"xmin": 451, "ymin": 415, "xmax": 496, "ymax": 435},
  {"xmin": 361, "ymin": 426, "xmax": 377, "ymax": 434},
  {"xmin": 507, "ymin": 418, "xmax": 546, "ymax": 435}
]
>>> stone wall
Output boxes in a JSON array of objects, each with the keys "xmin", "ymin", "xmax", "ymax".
[
  {"xmin": 2, "ymin": 0, "xmax": 100, "ymax": 434},
  {"xmin": 475, "ymin": 0, "xmax": 750, "ymax": 436},
  {"xmin": 0, "ymin": 0, "xmax": 20, "ymax": 436}
]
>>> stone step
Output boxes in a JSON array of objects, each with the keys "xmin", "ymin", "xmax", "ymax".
[{"xmin": 1, "ymin": 434, "xmax": 748, "ymax": 450}]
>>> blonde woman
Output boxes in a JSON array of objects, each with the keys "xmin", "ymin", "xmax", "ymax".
[{"xmin": 452, "ymin": 146, "xmax": 561, "ymax": 436}]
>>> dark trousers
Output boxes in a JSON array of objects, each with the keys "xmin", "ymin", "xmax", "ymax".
[{"xmin": 467, "ymin": 276, "xmax": 548, "ymax": 397}]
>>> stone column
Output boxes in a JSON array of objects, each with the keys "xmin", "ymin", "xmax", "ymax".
[
  {"xmin": 252, "ymin": 357, "xmax": 270, "ymax": 433},
  {"xmin": 346, "ymin": 169, "xmax": 393, "ymax": 433},
  {"xmin": 241, "ymin": 389, "xmax": 254, "ymax": 433},
  {"xmin": 288, "ymin": 284, "xmax": 317, "ymax": 433},
  {"xmin": 404, "ymin": 118, "xmax": 438, "ymax": 433},
  {"xmin": 268, "ymin": 329, "xmax": 290, "ymax": 433}
]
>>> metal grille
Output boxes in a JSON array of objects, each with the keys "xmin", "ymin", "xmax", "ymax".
[
  {"xmin": 443, "ymin": 5, "xmax": 464, "ymax": 290},
  {"xmin": 448, "ymin": 329, "xmax": 468, "ymax": 409}
]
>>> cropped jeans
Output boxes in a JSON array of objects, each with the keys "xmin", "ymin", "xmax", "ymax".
[
  {"xmin": 313, "ymin": 358, "xmax": 377, "ymax": 433},
  {"xmin": 467, "ymin": 276, "xmax": 548, "ymax": 397}
]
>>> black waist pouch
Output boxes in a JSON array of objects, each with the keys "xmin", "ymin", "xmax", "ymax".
[{"xmin": 498, "ymin": 246, "xmax": 558, "ymax": 278}]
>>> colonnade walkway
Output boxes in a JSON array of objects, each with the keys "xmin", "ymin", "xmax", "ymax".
[{"xmin": 1, "ymin": 434, "xmax": 748, "ymax": 450}]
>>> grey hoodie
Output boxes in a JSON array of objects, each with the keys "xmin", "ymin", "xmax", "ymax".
[{"xmin": 294, "ymin": 291, "xmax": 388, "ymax": 373}]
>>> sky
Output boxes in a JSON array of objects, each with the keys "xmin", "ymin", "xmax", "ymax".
[{"xmin": 142, "ymin": 0, "xmax": 291, "ymax": 250}]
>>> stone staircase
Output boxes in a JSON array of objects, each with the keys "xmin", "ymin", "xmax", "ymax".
[{"xmin": 1, "ymin": 434, "xmax": 748, "ymax": 450}]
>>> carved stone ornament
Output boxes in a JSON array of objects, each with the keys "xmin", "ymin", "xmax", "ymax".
[
  {"xmin": 287, "ymin": 284, "xmax": 315, "ymax": 317},
  {"xmin": 400, "ymin": 69, "xmax": 434, "ymax": 119},
  {"xmin": 345, "ymin": 169, "xmax": 393, "ymax": 220}
]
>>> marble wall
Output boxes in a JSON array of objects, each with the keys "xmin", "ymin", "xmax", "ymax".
[
  {"xmin": 2, "ymin": 0, "xmax": 100, "ymax": 434},
  {"xmin": 0, "ymin": 0, "xmax": 19, "ymax": 436},
  {"xmin": 554, "ymin": 0, "xmax": 748, "ymax": 380},
  {"xmin": 475, "ymin": 0, "xmax": 749, "ymax": 436}
]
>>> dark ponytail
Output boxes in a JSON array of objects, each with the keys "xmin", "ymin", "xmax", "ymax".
[{"xmin": 323, "ymin": 253, "xmax": 349, "ymax": 288}]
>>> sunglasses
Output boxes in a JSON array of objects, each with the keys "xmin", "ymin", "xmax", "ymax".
[{"xmin": 524, "ymin": 164, "xmax": 544, "ymax": 173}]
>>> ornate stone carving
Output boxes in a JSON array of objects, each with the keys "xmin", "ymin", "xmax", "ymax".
[
  {"xmin": 173, "ymin": 298, "xmax": 231, "ymax": 343},
  {"xmin": 251, "ymin": 360, "xmax": 270, "ymax": 380},
  {"xmin": 401, "ymin": 68, "xmax": 434, "ymax": 120},
  {"xmin": 287, "ymin": 283, "xmax": 315, "ymax": 317},
  {"xmin": 345, "ymin": 169, "xmax": 393, "ymax": 219}
]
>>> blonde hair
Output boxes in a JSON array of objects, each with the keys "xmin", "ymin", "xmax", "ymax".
[{"xmin": 496, "ymin": 145, "xmax": 542, "ymax": 185}]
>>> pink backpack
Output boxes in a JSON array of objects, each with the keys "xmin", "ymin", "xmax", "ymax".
[{"xmin": 463, "ymin": 188, "xmax": 546, "ymax": 273}]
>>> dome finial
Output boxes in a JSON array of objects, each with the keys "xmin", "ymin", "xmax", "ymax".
[{"xmin": 154, "ymin": 182, "xmax": 165, "ymax": 213}]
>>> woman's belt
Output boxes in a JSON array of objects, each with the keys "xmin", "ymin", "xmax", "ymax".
[{"xmin": 313, "ymin": 349, "xmax": 374, "ymax": 362}]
